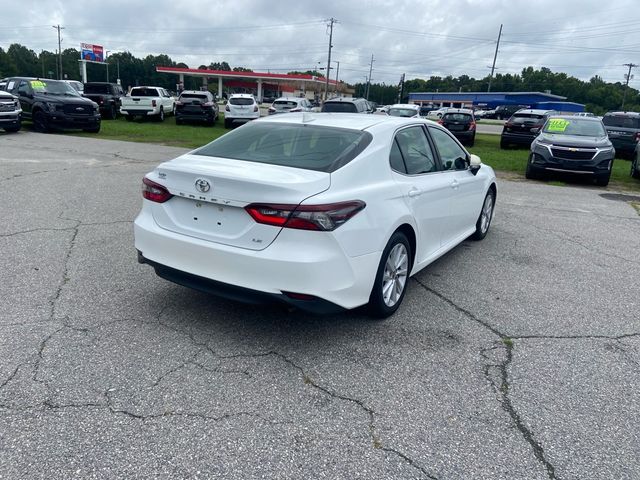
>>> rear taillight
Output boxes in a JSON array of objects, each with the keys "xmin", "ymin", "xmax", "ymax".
[
  {"xmin": 225, "ymin": 104, "xmax": 230, "ymax": 112},
  {"xmin": 437, "ymin": 119, "xmax": 444, "ymax": 125},
  {"xmin": 152, "ymin": 99, "xmax": 157, "ymax": 107},
  {"xmin": 254, "ymin": 105, "xmax": 259, "ymax": 112},
  {"xmin": 142, "ymin": 177, "xmax": 173, "ymax": 203},
  {"xmin": 268, "ymin": 107, "xmax": 276, "ymax": 112},
  {"xmin": 635, "ymin": 132, "xmax": 640, "ymax": 142},
  {"xmin": 469, "ymin": 121, "xmax": 476, "ymax": 130},
  {"xmin": 245, "ymin": 201, "xmax": 365, "ymax": 231},
  {"xmin": 505, "ymin": 122, "xmax": 514, "ymax": 128}
]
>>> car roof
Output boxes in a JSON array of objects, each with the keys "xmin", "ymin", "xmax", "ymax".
[
  {"xmin": 255, "ymin": 112, "xmax": 441, "ymax": 131},
  {"xmin": 514, "ymin": 109, "xmax": 554, "ymax": 115},
  {"xmin": 443, "ymin": 108, "xmax": 474, "ymax": 114},
  {"xmin": 604, "ymin": 111, "xmax": 640, "ymax": 117},
  {"xmin": 546, "ymin": 114, "xmax": 602, "ymax": 122}
]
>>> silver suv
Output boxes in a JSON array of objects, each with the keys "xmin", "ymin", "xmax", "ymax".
[
  {"xmin": 224, "ymin": 94, "xmax": 260, "ymax": 128},
  {"xmin": 321, "ymin": 97, "xmax": 370, "ymax": 114}
]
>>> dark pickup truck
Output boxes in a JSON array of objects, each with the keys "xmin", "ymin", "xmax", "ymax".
[{"xmin": 83, "ymin": 82, "xmax": 125, "ymax": 119}]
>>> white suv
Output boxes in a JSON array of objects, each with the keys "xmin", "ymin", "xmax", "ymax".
[{"xmin": 224, "ymin": 94, "xmax": 260, "ymax": 128}]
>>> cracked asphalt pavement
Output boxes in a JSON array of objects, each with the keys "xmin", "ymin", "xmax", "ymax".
[{"xmin": 1, "ymin": 131, "xmax": 639, "ymax": 479}]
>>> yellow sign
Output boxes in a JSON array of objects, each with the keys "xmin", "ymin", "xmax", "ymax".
[
  {"xmin": 547, "ymin": 118, "xmax": 570, "ymax": 132},
  {"xmin": 30, "ymin": 80, "xmax": 47, "ymax": 91}
]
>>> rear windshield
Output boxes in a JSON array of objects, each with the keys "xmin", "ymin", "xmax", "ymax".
[
  {"xmin": 273, "ymin": 100, "xmax": 298, "ymax": 110},
  {"xmin": 388, "ymin": 108, "xmax": 418, "ymax": 117},
  {"xmin": 180, "ymin": 94, "xmax": 208, "ymax": 101},
  {"xmin": 84, "ymin": 84, "xmax": 110, "ymax": 94},
  {"xmin": 543, "ymin": 118, "xmax": 606, "ymax": 136},
  {"xmin": 322, "ymin": 102, "xmax": 358, "ymax": 113},
  {"xmin": 194, "ymin": 122, "xmax": 372, "ymax": 173},
  {"xmin": 511, "ymin": 114, "xmax": 545, "ymax": 123},
  {"xmin": 130, "ymin": 88, "xmax": 159, "ymax": 97},
  {"xmin": 443, "ymin": 113, "xmax": 472, "ymax": 122},
  {"xmin": 229, "ymin": 97, "xmax": 254, "ymax": 105},
  {"xmin": 603, "ymin": 115, "xmax": 640, "ymax": 129}
]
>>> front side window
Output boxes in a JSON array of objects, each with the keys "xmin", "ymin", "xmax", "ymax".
[
  {"xmin": 429, "ymin": 127, "xmax": 468, "ymax": 171},
  {"xmin": 394, "ymin": 126, "xmax": 438, "ymax": 174}
]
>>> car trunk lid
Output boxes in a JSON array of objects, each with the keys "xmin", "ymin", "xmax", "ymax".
[{"xmin": 147, "ymin": 154, "xmax": 330, "ymax": 250}]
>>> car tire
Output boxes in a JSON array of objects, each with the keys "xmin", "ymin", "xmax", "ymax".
[
  {"xmin": 32, "ymin": 110, "xmax": 49, "ymax": 133},
  {"xmin": 631, "ymin": 156, "xmax": 640, "ymax": 179},
  {"xmin": 525, "ymin": 158, "xmax": 543, "ymax": 180},
  {"xmin": 595, "ymin": 174, "xmax": 610, "ymax": 187},
  {"xmin": 3, "ymin": 124, "xmax": 21, "ymax": 133},
  {"xmin": 471, "ymin": 188, "xmax": 495, "ymax": 241},
  {"xmin": 156, "ymin": 107, "xmax": 165, "ymax": 122},
  {"xmin": 500, "ymin": 138, "xmax": 508, "ymax": 149},
  {"xmin": 224, "ymin": 118, "xmax": 232, "ymax": 129},
  {"xmin": 367, "ymin": 231, "xmax": 412, "ymax": 319}
]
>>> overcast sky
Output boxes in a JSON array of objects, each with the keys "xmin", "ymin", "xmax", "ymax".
[{"xmin": 2, "ymin": 0, "xmax": 639, "ymax": 86}]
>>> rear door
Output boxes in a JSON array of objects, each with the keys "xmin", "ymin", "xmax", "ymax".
[
  {"xmin": 14, "ymin": 80, "xmax": 34, "ymax": 119},
  {"xmin": 603, "ymin": 115, "xmax": 640, "ymax": 151}
]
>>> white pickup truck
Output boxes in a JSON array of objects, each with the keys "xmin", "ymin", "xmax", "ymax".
[{"xmin": 120, "ymin": 86, "xmax": 175, "ymax": 121}]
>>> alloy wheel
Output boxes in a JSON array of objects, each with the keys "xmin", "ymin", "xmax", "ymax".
[
  {"xmin": 480, "ymin": 193, "xmax": 494, "ymax": 234},
  {"xmin": 382, "ymin": 243, "xmax": 409, "ymax": 307}
]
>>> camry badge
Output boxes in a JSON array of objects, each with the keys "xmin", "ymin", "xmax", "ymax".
[{"xmin": 195, "ymin": 178, "xmax": 211, "ymax": 193}]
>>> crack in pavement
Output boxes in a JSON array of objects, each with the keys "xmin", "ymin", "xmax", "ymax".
[{"xmin": 413, "ymin": 277, "xmax": 558, "ymax": 479}]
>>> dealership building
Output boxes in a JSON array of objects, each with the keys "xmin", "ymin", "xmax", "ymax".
[{"xmin": 408, "ymin": 91, "xmax": 585, "ymax": 112}]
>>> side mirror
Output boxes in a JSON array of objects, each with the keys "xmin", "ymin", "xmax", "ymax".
[{"xmin": 469, "ymin": 154, "xmax": 482, "ymax": 175}]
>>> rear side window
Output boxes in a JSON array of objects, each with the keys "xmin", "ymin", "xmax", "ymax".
[
  {"xmin": 84, "ymin": 84, "xmax": 110, "ymax": 94},
  {"xmin": 322, "ymin": 102, "xmax": 357, "ymax": 113},
  {"xmin": 443, "ymin": 113, "xmax": 472, "ymax": 122},
  {"xmin": 229, "ymin": 97, "xmax": 254, "ymax": 105},
  {"xmin": 603, "ymin": 115, "xmax": 640, "ymax": 128},
  {"xmin": 194, "ymin": 123, "xmax": 372, "ymax": 173},
  {"xmin": 130, "ymin": 88, "xmax": 159, "ymax": 97}
]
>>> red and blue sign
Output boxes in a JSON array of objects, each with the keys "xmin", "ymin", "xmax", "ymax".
[{"xmin": 81, "ymin": 43, "xmax": 104, "ymax": 62}]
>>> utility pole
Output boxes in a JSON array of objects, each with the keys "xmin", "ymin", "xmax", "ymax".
[
  {"xmin": 52, "ymin": 25, "xmax": 65, "ymax": 79},
  {"xmin": 335, "ymin": 61, "xmax": 340, "ymax": 94},
  {"xmin": 621, "ymin": 63, "xmax": 638, "ymax": 110},
  {"xmin": 41, "ymin": 51, "xmax": 45, "ymax": 77},
  {"xmin": 487, "ymin": 23, "xmax": 502, "ymax": 93},
  {"xmin": 397, "ymin": 73, "xmax": 405, "ymax": 103},
  {"xmin": 365, "ymin": 54, "xmax": 374, "ymax": 100},
  {"xmin": 324, "ymin": 18, "xmax": 337, "ymax": 101}
]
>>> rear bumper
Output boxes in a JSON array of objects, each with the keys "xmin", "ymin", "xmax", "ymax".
[
  {"xmin": 451, "ymin": 129, "xmax": 475, "ymax": 140},
  {"xmin": 133, "ymin": 205, "xmax": 380, "ymax": 310},
  {"xmin": 501, "ymin": 131, "xmax": 537, "ymax": 145},
  {"xmin": 176, "ymin": 110, "xmax": 216, "ymax": 121},
  {"xmin": 121, "ymin": 107, "xmax": 158, "ymax": 116}
]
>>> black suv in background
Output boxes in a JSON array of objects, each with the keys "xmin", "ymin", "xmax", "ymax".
[
  {"xmin": 2, "ymin": 77, "xmax": 100, "ymax": 133},
  {"xmin": 175, "ymin": 90, "xmax": 219, "ymax": 125},
  {"xmin": 439, "ymin": 108, "xmax": 476, "ymax": 146},
  {"xmin": 83, "ymin": 82, "xmax": 124, "ymax": 119},
  {"xmin": 602, "ymin": 111, "xmax": 640, "ymax": 158},
  {"xmin": 494, "ymin": 104, "xmax": 529, "ymax": 120},
  {"xmin": 500, "ymin": 109, "xmax": 553, "ymax": 148}
]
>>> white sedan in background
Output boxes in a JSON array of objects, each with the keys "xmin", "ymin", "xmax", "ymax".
[{"xmin": 135, "ymin": 114, "xmax": 496, "ymax": 317}]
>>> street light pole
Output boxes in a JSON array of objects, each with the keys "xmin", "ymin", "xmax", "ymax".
[{"xmin": 106, "ymin": 50, "xmax": 111, "ymax": 82}]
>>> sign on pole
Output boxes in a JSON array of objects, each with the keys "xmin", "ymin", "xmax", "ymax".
[{"xmin": 80, "ymin": 43, "xmax": 104, "ymax": 62}]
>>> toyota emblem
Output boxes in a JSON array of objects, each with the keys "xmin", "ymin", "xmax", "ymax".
[{"xmin": 195, "ymin": 178, "xmax": 211, "ymax": 193}]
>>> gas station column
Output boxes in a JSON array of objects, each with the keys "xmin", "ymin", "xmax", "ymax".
[
  {"xmin": 218, "ymin": 77, "xmax": 223, "ymax": 98},
  {"xmin": 257, "ymin": 79, "xmax": 263, "ymax": 103}
]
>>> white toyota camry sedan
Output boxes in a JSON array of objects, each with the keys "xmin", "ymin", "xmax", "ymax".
[{"xmin": 134, "ymin": 113, "xmax": 496, "ymax": 317}]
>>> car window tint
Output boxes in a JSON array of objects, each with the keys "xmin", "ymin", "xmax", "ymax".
[
  {"xmin": 395, "ymin": 126, "xmax": 437, "ymax": 175},
  {"xmin": 229, "ymin": 97, "xmax": 254, "ymax": 105},
  {"xmin": 429, "ymin": 127, "xmax": 468, "ymax": 171},
  {"xmin": 389, "ymin": 139, "xmax": 407, "ymax": 173}
]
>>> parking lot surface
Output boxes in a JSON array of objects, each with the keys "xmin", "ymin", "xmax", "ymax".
[{"xmin": 1, "ymin": 131, "xmax": 639, "ymax": 479}]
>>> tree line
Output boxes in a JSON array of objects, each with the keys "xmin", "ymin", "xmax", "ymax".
[{"xmin": 1, "ymin": 43, "xmax": 637, "ymax": 113}]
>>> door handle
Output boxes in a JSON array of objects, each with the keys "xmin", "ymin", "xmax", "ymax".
[
  {"xmin": 408, "ymin": 187, "xmax": 421, "ymax": 198},
  {"xmin": 450, "ymin": 179, "xmax": 460, "ymax": 189}
]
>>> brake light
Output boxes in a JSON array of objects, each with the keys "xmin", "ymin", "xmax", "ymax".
[
  {"xmin": 225, "ymin": 104, "xmax": 230, "ymax": 112},
  {"xmin": 152, "ymin": 100, "xmax": 157, "ymax": 107},
  {"xmin": 635, "ymin": 132, "xmax": 640, "ymax": 142},
  {"xmin": 469, "ymin": 121, "xmax": 476, "ymax": 130},
  {"xmin": 254, "ymin": 105, "xmax": 259, "ymax": 112},
  {"xmin": 142, "ymin": 177, "xmax": 173, "ymax": 203},
  {"xmin": 245, "ymin": 201, "xmax": 365, "ymax": 231},
  {"xmin": 505, "ymin": 122, "xmax": 514, "ymax": 128},
  {"xmin": 438, "ymin": 119, "xmax": 444, "ymax": 125},
  {"xmin": 268, "ymin": 107, "xmax": 276, "ymax": 112}
]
